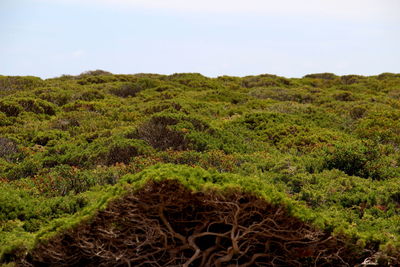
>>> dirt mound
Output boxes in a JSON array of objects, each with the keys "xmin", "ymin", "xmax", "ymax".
[{"xmin": 23, "ymin": 180, "xmax": 368, "ymax": 266}]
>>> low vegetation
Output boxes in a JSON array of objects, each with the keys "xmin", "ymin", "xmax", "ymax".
[{"xmin": 1, "ymin": 71, "xmax": 400, "ymax": 265}]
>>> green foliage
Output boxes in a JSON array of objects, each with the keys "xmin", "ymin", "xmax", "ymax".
[
  {"xmin": 31, "ymin": 130, "xmax": 69, "ymax": 146},
  {"xmin": 242, "ymin": 74, "xmax": 292, "ymax": 88},
  {"xmin": 323, "ymin": 142, "xmax": 384, "ymax": 179},
  {"xmin": 0, "ymin": 97, "xmax": 56, "ymax": 116},
  {"xmin": 136, "ymin": 112, "xmax": 215, "ymax": 151},
  {"xmin": 4, "ymin": 158, "xmax": 42, "ymax": 181},
  {"xmin": 0, "ymin": 99, "xmax": 22, "ymax": 116},
  {"xmin": 78, "ymin": 89, "xmax": 105, "ymax": 101},
  {"xmin": 249, "ymin": 87, "xmax": 316, "ymax": 103},
  {"xmin": 0, "ymin": 181, "xmax": 91, "ymax": 261},
  {"xmin": 79, "ymin": 69, "xmax": 113, "ymax": 76},
  {"xmin": 109, "ymin": 79, "xmax": 157, "ymax": 97},
  {"xmin": 304, "ymin": 72, "xmax": 338, "ymax": 80},
  {"xmin": 164, "ymin": 73, "xmax": 223, "ymax": 90},
  {"xmin": 33, "ymin": 87, "xmax": 74, "ymax": 106},
  {"xmin": 16, "ymin": 97, "xmax": 57, "ymax": 115},
  {"xmin": 325, "ymin": 142, "xmax": 397, "ymax": 180},
  {"xmin": 0, "ymin": 112, "xmax": 14, "ymax": 126},
  {"xmin": 356, "ymin": 110, "xmax": 400, "ymax": 145},
  {"xmin": 41, "ymin": 136, "xmax": 151, "ymax": 168},
  {"xmin": 1, "ymin": 72, "xmax": 400, "ymax": 264},
  {"xmin": 0, "ymin": 76, "xmax": 44, "ymax": 94}
]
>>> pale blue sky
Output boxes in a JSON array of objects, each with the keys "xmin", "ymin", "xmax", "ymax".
[{"xmin": 1, "ymin": 0, "xmax": 399, "ymax": 78}]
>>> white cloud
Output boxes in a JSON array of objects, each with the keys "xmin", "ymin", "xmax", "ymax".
[{"xmin": 47, "ymin": 0, "xmax": 400, "ymax": 21}]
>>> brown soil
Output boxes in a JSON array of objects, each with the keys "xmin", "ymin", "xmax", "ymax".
[{"xmin": 22, "ymin": 180, "xmax": 370, "ymax": 266}]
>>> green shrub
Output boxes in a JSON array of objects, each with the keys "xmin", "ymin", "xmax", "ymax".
[
  {"xmin": 42, "ymin": 136, "xmax": 150, "ymax": 168},
  {"xmin": 79, "ymin": 70, "xmax": 112, "ymax": 77},
  {"xmin": 356, "ymin": 112, "xmax": 400, "ymax": 145},
  {"xmin": 201, "ymin": 89, "xmax": 248, "ymax": 104},
  {"xmin": 334, "ymin": 91, "xmax": 355, "ymax": 101},
  {"xmin": 249, "ymin": 87, "xmax": 315, "ymax": 103},
  {"xmin": 340, "ymin": 75, "xmax": 364, "ymax": 85},
  {"xmin": 0, "ymin": 76, "xmax": 43, "ymax": 93},
  {"xmin": 32, "ymin": 165, "xmax": 97, "ymax": 196},
  {"xmin": 0, "ymin": 112, "xmax": 13, "ymax": 126},
  {"xmin": 78, "ymin": 89, "xmax": 105, "ymax": 101},
  {"xmin": 4, "ymin": 159, "xmax": 41, "ymax": 180},
  {"xmin": 143, "ymin": 101, "xmax": 182, "ymax": 114},
  {"xmin": 31, "ymin": 130, "xmax": 69, "ymax": 146},
  {"xmin": 0, "ymin": 97, "xmax": 57, "ymax": 116},
  {"xmin": 377, "ymin": 73, "xmax": 400, "ymax": 80},
  {"xmin": 241, "ymin": 74, "xmax": 291, "ymax": 88},
  {"xmin": 76, "ymin": 73, "xmax": 117, "ymax": 85},
  {"xmin": 323, "ymin": 142, "xmax": 387, "ymax": 179},
  {"xmin": 109, "ymin": 82, "xmax": 142, "ymax": 97},
  {"xmin": 136, "ymin": 114, "xmax": 190, "ymax": 151},
  {"xmin": 0, "ymin": 182, "xmax": 88, "ymax": 229},
  {"xmin": 16, "ymin": 98, "xmax": 57, "ymax": 115},
  {"xmin": 1, "ymin": 73, "xmax": 400, "ymax": 263},
  {"xmin": 304, "ymin": 73, "xmax": 337, "ymax": 80},
  {"xmin": 35, "ymin": 88, "xmax": 73, "ymax": 106},
  {"xmin": 239, "ymin": 112, "xmax": 289, "ymax": 131},
  {"xmin": 164, "ymin": 73, "xmax": 223, "ymax": 90},
  {"xmin": 103, "ymin": 138, "xmax": 150, "ymax": 165},
  {"xmin": 0, "ymin": 100, "xmax": 22, "ymax": 116},
  {"xmin": 110, "ymin": 79, "xmax": 158, "ymax": 97}
]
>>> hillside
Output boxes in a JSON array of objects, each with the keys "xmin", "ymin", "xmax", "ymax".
[{"xmin": 1, "ymin": 71, "xmax": 400, "ymax": 266}]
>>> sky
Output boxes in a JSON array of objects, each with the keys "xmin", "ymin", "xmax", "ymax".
[{"xmin": 0, "ymin": 0, "xmax": 399, "ymax": 78}]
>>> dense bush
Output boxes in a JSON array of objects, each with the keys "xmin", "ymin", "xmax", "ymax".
[
  {"xmin": 341, "ymin": 75, "xmax": 365, "ymax": 85},
  {"xmin": 323, "ymin": 142, "xmax": 390, "ymax": 179},
  {"xmin": 31, "ymin": 130, "xmax": 69, "ymax": 146},
  {"xmin": 17, "ymin": 98, "xmax": 57, "ymax": 115},
  {"xmin": 304, "ymin": 73, "xmax": 338, "ymax": 80},
  {"xmin": 78, "ymin": 89, "xmax": 105, "ymax": 101},
  {"xmin": 109, "ymin": 82, "xmax": 143, "ymax": 97},
  {"xmin": 333, "ymin": 91, "xmax": 355, "ymax": 101},
  {"xmin": 356, "ymin": 111, "xmax": 400, "ymax": 145},
  {"xmin": 34, "ymin": 87, "xmax": 73, "ymax": 106},
  {"xmin": 143, "ymin": 101, "xmax": 182, "ymax": 114},
  {"xmin": 0, "ymin": 100, "xmax": 22, "ymax": 116},
  {"xmin": 79, "ymin": 69, "xmax": 112, "ymax": 76},
  {"xmin": 0, "ymin": 97, "xmax": 57, "ymax": 116},
  {"xmin": 1, "ymin": 72, "xmax": 400, "ymax": 265},
  {"xmin": 249, "ymin": 87, "xmax": 315, "ymax": 103},
  {"xmin": 136, "ymin": 114, "xmax": 193, "ymax": 151},
  {"xmin": 40, "ymin": 136, "xmax": 150, "ymax": 168},
  {"xmin": 0, "ymin": 112, "xmax": 13, "ymax": 126},
  {"xmin": 242, "ymin": 74, "xmax": 291, "ymax": 88},
  {"xmin": 109, "ymin": 79, "xmax": 158, "ymax": 97},
  {"xmin": 103, "ymin": 138, "xmax": 149, "ymax": 165},
  {"xmin": 0, "ymin": 76, "xmax": 43, "ymax": 93},
  {"xmin": 164, "ymin": 73, "xmax": 223, "ymax": 90}
]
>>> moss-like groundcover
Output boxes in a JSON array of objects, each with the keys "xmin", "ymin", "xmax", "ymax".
[{"xmin": 1, "ymin": 71, "xmax": 400, "ymax": 265}]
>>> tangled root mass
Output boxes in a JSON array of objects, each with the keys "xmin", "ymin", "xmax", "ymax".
[{"xmin": 24, "ymin": 180, "xmax": 368, "ymax": 266}]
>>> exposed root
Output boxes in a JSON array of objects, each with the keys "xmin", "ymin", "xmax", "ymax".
[{"xmin": 22, "ymin": 180, "xmax": 370, "ymax": 266}]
